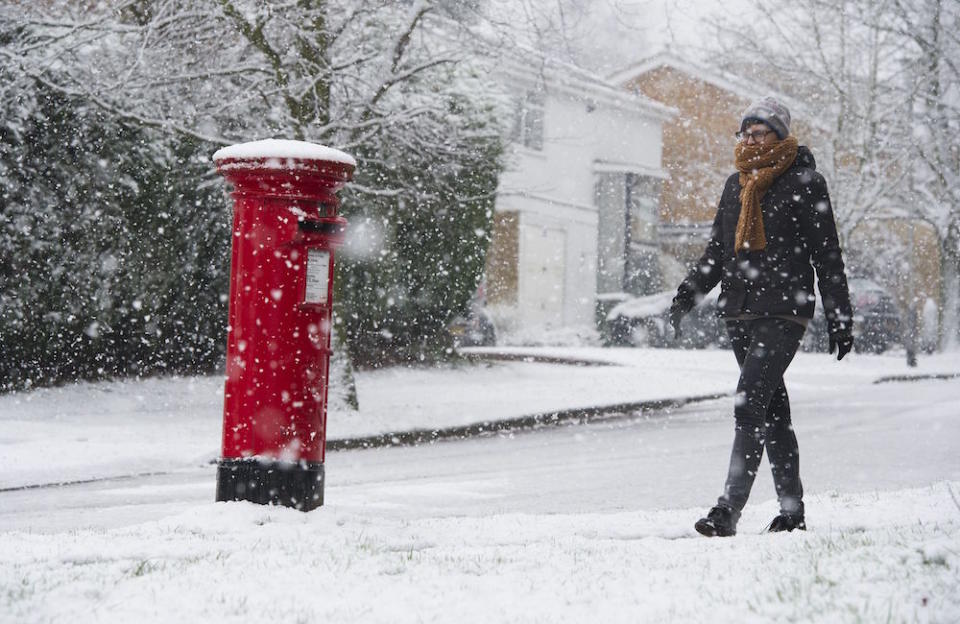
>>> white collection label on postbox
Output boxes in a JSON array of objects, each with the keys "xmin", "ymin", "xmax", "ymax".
[{"xmin": 304, "ymin": 249, "xmax": 330, "ymax": 304}]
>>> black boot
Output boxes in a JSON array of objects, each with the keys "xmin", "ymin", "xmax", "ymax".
[
  {"xmin": 765, "ymin": 513, "xmax": 806, "ymax": 533},
  {"xmin": 695, "ymin": 505, "xmax": 739, "ymax": 537}
]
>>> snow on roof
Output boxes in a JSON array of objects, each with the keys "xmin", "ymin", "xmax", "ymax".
[
  {"xmin": 606, "ymin": 49, "xmax": 816, "ymax": 126},
  {"xmin": 425, "ymin": 14, "xmax": 676, "ymax": 121},
  {"xmin": 497, "ymin": 46, "xmax": 677, "ymax": 121},
  {"xmin": 213, "ymin": 139, "xmax": 356, "ymax": 167}
]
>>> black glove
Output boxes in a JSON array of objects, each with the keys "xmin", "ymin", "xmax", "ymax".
[
  {"xmin": 669, "ymin": 300, "xmax": 685, "ymax": 340},
  {"xmin": 829, "ymin": 332, "xmax": 854, "ymax": 361}
]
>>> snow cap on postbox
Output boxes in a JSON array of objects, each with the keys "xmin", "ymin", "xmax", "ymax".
[{"xmin": 213, "ymin": 138, "xmax": 357, "ymax": 168}]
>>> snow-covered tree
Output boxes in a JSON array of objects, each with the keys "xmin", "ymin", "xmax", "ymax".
[
  {"xmin": 887, "ymin": 0, "xmax": 960, "ymax": 347},
  {"xmin": 0, "ymin": 0, "xmax": 506, "ymax": 380},
  {"xmin": 706, "ymin": 0, "xmax": 960, "ymax": 348},
  {"xmin": 708, "ymin": 0, "xmax": 911, "ymax": 237}
]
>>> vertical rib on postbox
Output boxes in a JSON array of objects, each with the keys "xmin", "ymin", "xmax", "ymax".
[{"xmin": 212, "ymin": 139, "xmax": 355, "ymax": 511}]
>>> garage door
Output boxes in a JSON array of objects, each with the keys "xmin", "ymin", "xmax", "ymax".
[{"xmin": 520, "ymin": 225, "xmax": 566, "ymax": 327}]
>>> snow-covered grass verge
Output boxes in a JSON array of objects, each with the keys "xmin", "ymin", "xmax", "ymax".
[{"xmin": 2, "ymin": 482, "xmax": 958, "ymax": 624}]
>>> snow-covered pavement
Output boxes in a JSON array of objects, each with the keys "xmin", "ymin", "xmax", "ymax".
[
  {"xmin": 1, "ymin": 347, "xmax": 959, "ymax": 622},
  {"xmin": 4, "ymin": 347, "xmax": 959, "ymax": 490}
]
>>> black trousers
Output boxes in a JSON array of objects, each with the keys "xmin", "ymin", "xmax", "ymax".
[{"xmin": 717, "ymin": 318, "xmax": 806, "ymax": 517}]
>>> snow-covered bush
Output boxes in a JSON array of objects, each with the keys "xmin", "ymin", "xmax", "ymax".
[{"xmin": 0, "ymin": 73, "xmax": 229, "ymax": 390}]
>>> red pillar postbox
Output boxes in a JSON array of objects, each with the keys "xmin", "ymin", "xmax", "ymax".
[{"xmin": 212, "ymin": 139, "xmax": 355, "ymax": 511}]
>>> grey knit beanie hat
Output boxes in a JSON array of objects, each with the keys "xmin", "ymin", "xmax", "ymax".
[{"xmin": 740, "ymin": 96, "xmax": 791, "ymax": 139}]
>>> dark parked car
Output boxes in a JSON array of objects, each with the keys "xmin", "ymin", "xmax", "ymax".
[
  {"xmin": 602, "ymin": 288, "xmax": 728, "ymax": 349},
  {"xmin": 605, "ymin": 277, "xmax": 901, "ymax": 353},
  {"xmin": 449, "ymin": 306, "xmax": 497, "ymax": 347},
  {"xmin": 802, "ymin": 277, "xmax": 901, "ymax": 353},
  {"xmin": 850, "ymin": 278, "xmax": 902, "ymax": 352}
]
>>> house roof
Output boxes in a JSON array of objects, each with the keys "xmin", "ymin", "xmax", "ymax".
[
  {"xmin": 606, "ymin": 50, "xmax": 815, "ymax": 125},
  {"xmin": 425, "ymin": 14, "xmax": 677, "ymax": 121},
  {"xmin": 500, "ymin": 51, "xmax": 677, "ymax": 120}
]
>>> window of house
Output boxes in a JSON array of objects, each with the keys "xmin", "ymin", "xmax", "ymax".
[
  {"xmin": 630, "ymin": 175, "xmax": 660, "ymax": 246},
  {"xmin": 596, "ymin": 172, "xmax": 662, "ymax": 295},
  {"xmin": 627, "ymin": 173, "xmax": 663, "ymax": 294},
  {"xmin": 511, "ymin": 89, "xmax": 545, "ymax": 151},
  {"xmin": 596, "ymin": 173, "xmax": 627, "ymax": 295}
]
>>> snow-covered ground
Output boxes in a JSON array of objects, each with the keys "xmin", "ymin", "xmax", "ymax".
[
  {"xmin": 2, "ymin": 483, "xmax": 957, "ymax": 624},
  {"xmin": 1, "ymin": 347, "xmax": 959, "ymax": 622}
]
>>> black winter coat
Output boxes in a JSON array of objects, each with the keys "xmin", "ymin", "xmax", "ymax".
[{"xmin": 675, "ymin": 146, "xmax": 853, "ymax": 336}]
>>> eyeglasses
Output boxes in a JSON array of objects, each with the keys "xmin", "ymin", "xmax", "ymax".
[{"xmin": 736, "ymin": 129, "xmax": 776, "ymax": 142}]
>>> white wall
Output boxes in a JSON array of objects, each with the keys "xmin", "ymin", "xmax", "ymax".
[{"xmin": 492, "ymin": 83, "xmax": 665, "ymax": 332}]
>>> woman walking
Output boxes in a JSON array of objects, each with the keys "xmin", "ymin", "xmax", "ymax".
[{"xmin": 670, "ymin": 96, "xmax": 854, "ymax": 536}]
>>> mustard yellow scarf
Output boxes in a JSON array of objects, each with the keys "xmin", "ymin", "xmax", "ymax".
[{"xmin": 733, "ymin": 135, "xmax": 799, "ymax": 252}]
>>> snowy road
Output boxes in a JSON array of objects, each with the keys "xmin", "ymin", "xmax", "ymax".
[
  {"xmin": 3, "ymin": 376, "xmax": 958, "ymax": 534},
  {"xmin": 331, "ymin": 377, "xmax": 960, "ymax": 522}
]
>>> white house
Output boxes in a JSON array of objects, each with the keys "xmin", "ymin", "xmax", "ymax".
[{"xmin": 483, "ymin": 55, "xmax": 675, "ymax": 338}]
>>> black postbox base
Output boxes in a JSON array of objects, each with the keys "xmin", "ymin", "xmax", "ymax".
[{"xmin": 215, "ymin": 457, "xmax": 325, "ymax": 511}]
